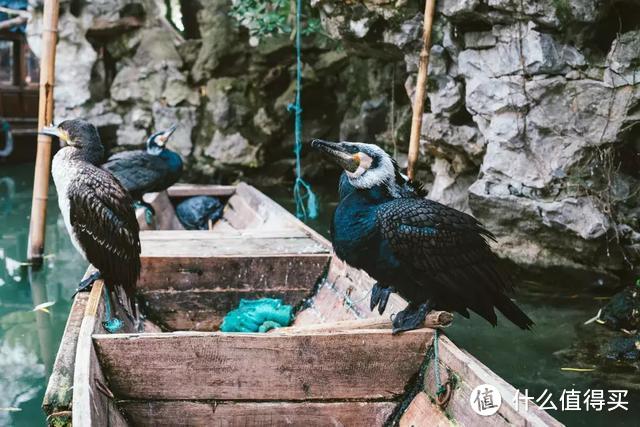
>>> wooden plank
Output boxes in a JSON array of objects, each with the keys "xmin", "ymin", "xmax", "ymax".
[
  {"xmin": 277, "ymin": 311, "xmax": 452, "ymax": 334},
  {"xmin": 137, "ymin": 191, "xmax": 184, "ymax": 231},
  {"xmin": 231, "ymin": 183, "xmax": 300, "ymax": 230},
  {"xmin": 167, "ymin": 184, "xmax": 236, "ymax": 197},
  {"xmin": 44, "ymin": 267, "xmax": 135, "ymax": 424},
  {"xmin": 235, "ymin": 183, "xmax": 333, "ymax": 246},
  {"xmin": 141, "ymin": 288, "xmax": 312, "ymax": 331},
  {"xmin": 72, "ymin": 281, "xmax": 129, "ymax": 427},
  {"xmin": 295, "ymin": 257, "xmax": 405, "ymax": 326},
  {"xmin": 141, "ymin": 236, "xmax": 328, "ymax": 258},
  {"xmin": 400, "ymin": 392, "xmax": 454, "ymax": 427},
  {"xmin": 120, "ymin": 400, "xmax": 396, "ymax": 427},
  {"xmin": 42, "ymin": 292, "xmax": 89, "ymax": 418},
  {"xmin": 140, "ymin": 228, "xmax": 309, "ymax": 239},
  {"xmin": 139, "ymin": 254, "xmax": 329, "ymax": 291},
  {"xmin": 93, "ymin": 329, "xmax": 433, "ymax": 401},
  {"xmin": 216, "ymin": 192, "xmax": 266, "ymax": 230},
  {"xmin": 294, "ymin": 283, "xmax": 360, "ymax": 324},
  {"xmin": 423, "ymin": 334, "xmax": 562, "ymax": 427}
]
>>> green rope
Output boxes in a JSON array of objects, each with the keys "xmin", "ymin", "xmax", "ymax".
[
  {"xmin": 287, "ymin": 0, "xmax": 318, "ymax": 221},
  {"xmin": 102, "ymin": 286, "xmax": 123, "ymax": 333},
  {"xmin": 433, "ymin": 328, "xmax": 447, "ymax": 396}
]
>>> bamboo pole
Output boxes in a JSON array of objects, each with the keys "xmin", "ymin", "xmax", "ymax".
[
  {"xmin": 406, "ymin": 0, "xmax": 437, "ymax": 181},
  {"xmin": 27, "ymin": 0, "xmax": 60, "ymax": 265}
]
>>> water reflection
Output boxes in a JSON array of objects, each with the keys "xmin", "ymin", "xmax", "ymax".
[{"xmin": 0, "ymin": 164, "xmax": 86, "ymax": 426}]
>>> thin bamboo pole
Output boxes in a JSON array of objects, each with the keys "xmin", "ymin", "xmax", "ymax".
[
  {"xmin": 407, "ymin": 0, "xmax": 437, "ymax": 181},
  {"xmin": 27, "ymin": 0, "xmax": 60, "ymax": 265}
]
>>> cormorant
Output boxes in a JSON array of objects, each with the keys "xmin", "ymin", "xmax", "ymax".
[
  {"xmin": 176, "ymin": 196, "xmax": 224, "ymax": 230},
  {"xmin": 102, "ymin": 125, "xmax": 183, "ymax": 216},
  {"xmin": 311, "ymin": 139, "xmax": 534, "ymax": 333},
  {"xmin": 42, "ymin": 120, "xmax": 141, "ymax": 312}
]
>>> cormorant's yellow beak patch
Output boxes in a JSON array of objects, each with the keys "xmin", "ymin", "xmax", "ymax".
[{"xmin": 39, "ymin": 125, "xmax": 72, "ymax": 146}]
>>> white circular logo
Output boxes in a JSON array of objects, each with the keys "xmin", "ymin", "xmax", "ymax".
[{"xmin": 469, "ymin": 384, "xmax": 502, "ymax": 416}]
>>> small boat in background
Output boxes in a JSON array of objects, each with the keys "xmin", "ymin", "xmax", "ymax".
[{"xmin": 43, "ymin": 183, "xmax": 560, "ymax": 426}]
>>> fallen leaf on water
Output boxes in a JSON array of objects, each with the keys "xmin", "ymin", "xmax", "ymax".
[
  {"xmin": 561, "ymin": 367, "xmax": 596, "ymax": 372},
  {"xmin": 33, "ymin": 301, "xmax": 56, "ymax": 313}
]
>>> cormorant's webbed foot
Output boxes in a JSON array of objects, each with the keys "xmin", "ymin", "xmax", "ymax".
[
  {"xmin": 370, "ymin": 283, "xmax": 394, "ymax": 315},
  {"xmin": 72, "ymin": 271, "xmax": 101, "ymax": 298},
  {"xmin": 392, "ymin": 301, "xmax": 432, "ymax": 334},
  {"xmin": 134, "ymin": 200, "xmax": 155, "ymax": 225}
]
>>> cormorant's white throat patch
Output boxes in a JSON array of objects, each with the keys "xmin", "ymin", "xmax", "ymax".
[{"xmin": 346, "ymin": 148, "xmax": 396, "ymax": 192}]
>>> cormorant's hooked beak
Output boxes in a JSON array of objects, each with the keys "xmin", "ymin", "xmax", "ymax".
[
  {"xmin": 310, "ymin": 139, "xmax": 360, "ymax": 173},
  {"xmin": 39, "ymin": 124, "xmax": 72, "ymax": 146},
  {"xmin": 157, "ymin": 124, "xmax": 178, "ymax": 147}
]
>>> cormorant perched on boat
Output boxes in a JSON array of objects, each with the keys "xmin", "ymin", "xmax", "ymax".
[
  {"xmin": 311, "ymin": 139, "xmax": 533, "ymax": 333},
  {"xmin": 102, "ymin": 125, "xmax": 183, "ymax": 215},
  {"xmin": 41, "ymin": 120, "xmax": 140, "ymax": 312}
]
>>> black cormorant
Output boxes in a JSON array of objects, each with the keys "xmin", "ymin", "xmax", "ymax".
[
  {"xmin": 311, "ymin": 139, "xmax": 533, "ymax": 333},
  {"xmin": 102, "ymin": 125, "xmax": 183, "ymax": 216},
  {"xmin": 176, "ymin": 196, "xmax": 224, "ymax": 230},
  {"xmin": 42, "ymin": 120, "xmax": 141, "ymax": 312}
]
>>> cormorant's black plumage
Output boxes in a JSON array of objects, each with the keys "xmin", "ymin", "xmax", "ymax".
[
  {"xmin": 45, "ymin": 120, "xmax": 141, "ymax": 312},
  {"xmin": 313, "ymin": 139, "xmax": 533, "ymax": 332},
  {"xmin": 102, "ymin": 125, "xmax": 183, "ymax": 200}
]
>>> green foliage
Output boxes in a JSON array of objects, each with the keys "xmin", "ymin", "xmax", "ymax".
[
  {"xmin": 229, "ymin": 0, "xmax": 322, "ymax": 43},
  {"xmin": 552, "ymin": 0, "xmax": 573, "ymax": 25}
]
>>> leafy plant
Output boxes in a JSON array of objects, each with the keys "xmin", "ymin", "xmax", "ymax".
[{"xmin": 229, "ymin": 0, "xmax": 322, "ymax": 44}]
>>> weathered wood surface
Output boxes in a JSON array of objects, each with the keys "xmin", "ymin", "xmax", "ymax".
[
  {"xmin": 139, "ymin": 250, "xmax": 330, "ymax": 291},
  {"xmin": 93, "ymin": 329, "xmax": 433, "ymax": 401},
  {"xmin": 294, "ymin": 256, "xmax": 406, "ymax": 325},
  {"xmin": 72, "ymin": 281, "xmax": 128, "ymax": 427},
  {"xmin": 119, "ymin": 400, "xmax": 397, "ymax": 427},
  {"xmin": 137, "ymin": 191, "xmax": 184, "ymax": 231},
  {"xmin": 142, "ymin": 288, "xmax": 315, "ymax": 331},
  {"xmin": 423, "ymin": 334, "xmax": 563, "ymax": 427},
  {"xmin": 140, "ymin": 234, "xmax": 328, "ymax": 258},
  {"xmin": 277, "ymin": 311, "xmax": 452, "ymax": 334},
  {"xmin": 399, "ymin": 391, "xmax": 454, "ymax": 427},
  {"xmin": 43, "ymin": 291, "xmax": 88, "ymax": 419},
  {"xmin": 138, "ymin": 229, "xmax": 330, "ymax": 330},
  {"xmin": 167, "ymin": 184, "xmax": 236, "ymax": 197},
  {"xmin": 212, "ymin": 183, "xmax": 324, "ymax": 234}
]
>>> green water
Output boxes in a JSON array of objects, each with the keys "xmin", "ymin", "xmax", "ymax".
[{"xmin": 0, "ymin": 164, "xmax": 637, "ymax": 426}]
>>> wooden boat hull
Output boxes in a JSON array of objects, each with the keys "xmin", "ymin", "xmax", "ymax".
[{"xmin": 43, "ymin": 184, "xmax": 561, "ymax": 426}]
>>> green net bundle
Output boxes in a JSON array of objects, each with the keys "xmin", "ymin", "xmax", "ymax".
[{"xmin": 220, "ymin": 298, "xmax": 293, "ymax": 333}]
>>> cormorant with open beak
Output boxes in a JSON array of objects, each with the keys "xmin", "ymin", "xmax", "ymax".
[
  {"xmin": 42, "ymin": 120, "xmax": 140, "ymax": 312},
  {"xmin": 311, "ymin": 139, "xmax": 533, "ymax": 333},
  {"xmin": 102, "ymin": 125, "xmax": 183, "ymax": 218}
]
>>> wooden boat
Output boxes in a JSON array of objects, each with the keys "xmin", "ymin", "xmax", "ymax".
[{"xmin": 43, "ymin": 183, "xmax": 561, "ymax": 426}]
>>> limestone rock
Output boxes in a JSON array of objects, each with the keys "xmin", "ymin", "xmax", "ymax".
[
  {"xmin": 204, "ymin": 131, "xmax": 261, "ymax": 167},
  {"xmin": 604, "ymin": 30, "xmax": 640, "ymax": 88},
  {"xmin": 421, "ymin": 113, "xmax": 485, "ymax": 165},
  {"xmin": 428, "ymin": 76, "xmax": 463, "ymax": 115},
  {"xmin": 458, "ymin": 22, "xmax": 585, "ymax": 79},
  {"xmin": 191, "ymin": 0, "xmax": 244, "ymax": 82},
  {"xmin": 28, "ymin": 12, "xmax": 97, "ymax": 109}
]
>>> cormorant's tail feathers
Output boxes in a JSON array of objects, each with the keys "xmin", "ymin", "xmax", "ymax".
[{"xmin": 495, "ymin": 295, "xmax": 534, "ymax": 330}]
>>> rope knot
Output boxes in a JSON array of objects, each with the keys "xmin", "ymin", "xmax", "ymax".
[{"xmin": 287, "ymin": 103, "xmax": 302, "ymax": 114}]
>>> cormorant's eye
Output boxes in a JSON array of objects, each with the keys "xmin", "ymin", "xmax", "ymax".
[{"xmin": 344, "ymin": 145, "xmax": 359, "ymax": 154}]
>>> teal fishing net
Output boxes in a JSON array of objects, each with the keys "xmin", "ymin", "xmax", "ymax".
[{"xmin": 220, "ymin": 298, "xmax": 293, "ymax": 333}]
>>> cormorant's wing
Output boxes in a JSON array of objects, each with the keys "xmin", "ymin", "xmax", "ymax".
[
  {"xmin": 102, "ymin": 151, "xmax": 170, "ymax": 196},
  {"xmin": 69, "ymin": 168, "xmax": 141, "ymax": 311},
  {"xmin": 376, "ymin": 197, "xmax": 532, "ymax": 328}
]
